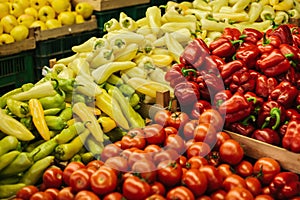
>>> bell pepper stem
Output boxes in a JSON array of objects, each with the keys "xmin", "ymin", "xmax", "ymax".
[
  {"xmin": 247, "ymin": 97, "xmax": 257, "ymax": 104},
  {"xmin": 241, "ymin": 115, "xmax": 256, "ymax": 126},
  {"xmin": 270, "ymin": 107, "xmax": 281, "ymax": 130},
  {"xmin": 181, "ymin": 68, "xmax": 197, "ymax": 77}
]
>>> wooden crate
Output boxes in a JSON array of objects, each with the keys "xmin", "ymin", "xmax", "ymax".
[
  {"xmin": 34, "ymin": 15, "xmax": 98, "ymax": 41},
  {"xmin": 0, "ymin": 28, "xmax": 36, "ymax": 56},
  {"xmin": 72, "ymin": 0, "xmax": 150, "ymax": 11}
]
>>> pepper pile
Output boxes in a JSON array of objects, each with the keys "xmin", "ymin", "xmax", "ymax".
[{"xmin": 166, "ymin": 23, "xmax": 300, "ymax": 153}]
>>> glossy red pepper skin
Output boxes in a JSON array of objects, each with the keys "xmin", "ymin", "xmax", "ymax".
[
  {"xmin": 257, "ymin": 100, "xmax": 286, "ymax": 130},
  {"xmin": 197, "ymin": 72, "xmax": 225, "ymax": 101},
  {"xmin": 219, "ymin": 60, "xmax": 246, "ymax": 85},
  {"xmin": 279, "ymin": 44, "xmax": 300, "ymax": 66},
  {"xmin": 255, "ymin": 74, "xmax": 278, "ymax": 99},
  {"xmin": 218, "ymin": 92, "xmax": 252, "ymax": 123},
  {"xmin": 213, "ymin": 90, "xmax": 233, "ymax": 108},
  {"xmin": 226, "ymin": 122, "xmax": 255, "ymax": 137},
  {"xmin": 251, "ymin": 128, "xmax": 281, "ymax": 145},
  {"xmin": 257, "ymin": 49, "xmax": 291, "ymax": 77},
  {"xmin": 244, "ymin": 91, "xmax": 264, "ymax": 114},
  {"xmin": 269, "ymin": 172, "xmax": 300, "ymax": 200},
  {"xmin": 285, "ymin": 108, "xmax": 300, "ymax": 121},
  {"xmin": 242, "ymin": 28, "xmax": 263, "ymax": 44},
  {"xmin": 229, "ymin": 69, "xmax": 258, "ymax": 94},
  {"xmin": 190, "ymin": 99, "xmax": 212, "ymax": 119},
  {"xmin": 282, "ymin": 120, "xmax": 300, "ymax": 153},
  {"xmin": 174, "ymin": 81, "xmax": 200, "ymax": 107},
  {"xmin": 222, "ymin": 27, "xmax": 242, "ymax": 41},
  {"xmin": 235, "ymin": 43, "xmax": 261, "ymax": 69},
  {"xmin": 268, "ymin": 81, "xmax": 298, "ymax": 108},
  {"xmin": 268, "ymin": 24, "xmax": 294, "ymax": 45},
  {"xmin": 165, "ymin": 63, "xmax": 186, "ymax": 88},
  {"xmin": 209, "ymin": 37, "xmax": 239, "ymax": 59},
  {"xmin": 257, "ymin": 34, "xmax": 282, "ymax": 54}
]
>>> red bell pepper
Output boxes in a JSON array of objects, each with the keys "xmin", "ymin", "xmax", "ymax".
[
  {"xmin": 257, "ymin": 100, "xmax": 286, "ymax": 130},
  {"xmin": 222, "ymin": 27, "xmax": 242, "ymax": 41},
  {"xmin": 165, "ymin": 63, "xmax": 186, "ymax": 88},
  {"xmin": 219, "ymin": 60, "xmax": 246, "ymax": 85},
  {"xmin": 255, "ymin": 74, "xmax": 278, "ymax": 99},
  {"xmin": 229, "ymin": 69, "xmax": 258, "ymax": 94},
  {"xmin": 282, "ymin": 119, "xmax": 300, "ymax": 153},
  {"xmin": 277, "ymin": 67, "xmax": 297, "ymax": 87},
  {"xmin": 235, "ymin": 43, "xmax": 261, "ymax": 69},
  {"xmin": 226, "ymin": 115, "xmax": 256, "ymax": 137},
  {"xmin": 268, "ymin": 24, "xmax": 294, "ymax": 45},
  {"xmin": 257, "ymin": 34, "xmax": 282, "ymax": 54},
  {"xmin": 218, "ymin": 92, "xmax": 252, "ymax": 123},
  {"xmin": 285, "ymin": 108, "xmax": 300, "ymax": 121},
  {"xmin": 213, "ymin": 89, "xmax": 232, "ymax": 108},
  {"xmin": 268, "ymin": 81, "xmax": 298, "ymax": 108},
  {"xmin": 269, "ymin": 172, "xmax": 300, "ymax": 200},
  {"xmin": 174, "ymin": 81, "xmax": 200, "ymax": 107},
  {"xmin": 257, "ymin": 48, "xmax": 291, "ymax": 77},
  {"xmin": 209, "ymin": 37, "xmax": 242, "ymax": 59},
  {"xmin": 244, "ymin": 91, "xmax": 264, "ymax": 114},
  {"xmin": 242, "ymin": 28, "xmax": 263, "ymax": 44},
  {"xmin": 190, "ymin": 99, "xmax": 212, "ymax": 119},
  {"xmin": 251, "ymin": 128, "xmax": 281, "ymax": 145}
]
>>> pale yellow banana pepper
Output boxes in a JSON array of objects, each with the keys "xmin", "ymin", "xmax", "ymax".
[{"xmin": 98, "ymin": 116, "xmax": 117, "ymax": 133}]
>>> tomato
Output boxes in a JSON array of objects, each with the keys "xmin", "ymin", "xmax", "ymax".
[
  {"xmin": 254, "ymin": 194, "xmax": 275, "ymax": 200},
  {"xmin": 100, "ymin": 143, "xmax": 122, "ymax": 162},
  {"xmin": 183, "ymin": 120, "xmax": 198, "ymax": 140},
  {"xmin": 198, "ymin": 109, "xmax": 224, "ymax": 132},
  {"xmin": 177, "ymin": 155, "xmax": 187, "ymax": 168},
  {"xmin": 164, "ymin": 126, "xmax": 178, "ymax": 136},
  {"xmin": 121, "ymin": 128, "xmax": 146, "ymax": 150},
  {"xmin": 222, "ymin": 174, "xmax": 247, "ymax": 191},
  {"xmin": 44, "ymin": 188, "xmax": 59, "ymax": 200},
  {"xmin": 103, "ymin": 192, "xmax": 124, "ymax": 200},
  {"xmin": 253, "ymin": 157, "xmax": 281, "ymax": 185},
  {"xmin": 150, "ymin": 181, "xmax": 166, "ymax": 196},
  {"xmin": 63, "ymin": 161, "xmax": 85, "ymax": 186},
  {"xmin": 199, "ymin": 165, "xmax": 223, "ymax": 193},
  {"xmin": 217, "ymin": 164, "xmax": 234, "ymax": 180},
  {"xmin": 245, "ymin": 177, "xmax": 262, "ymax": 197},
  {"xmin": 196, "ymin": 196, "xmax": 212, "ymax": 200},
  {"xmin": 219, "ymin": 139, "xmax": 244, "ymax": 165},
  {"xmin": 146, "ymin": 194, "xmax": 166, "ymax": 200},
  {"xmin": 182, "ymin": 168, "xmax": 208, "ymax": 197},
  {"xmin": 131, "ymin": 159, "xmax": 157, "ymax": 183},
  {"xmin": 186, "ymin": 141, "xmax": 211, "ymax": 158},
  {"xmin": 16, "ymin": 185, "xmax": 39, "ymax": 200},
  {"xmin": 144, "ymin": 144, "xmax": 162, "ymax": 154},
  {"xmin": 144, "ymin": 124, "xmax": 166, "ymax": 145},
  {"xmin": 74, "ymin": 190, "xmax": 100, "ymax": 200},
  {"xmin": 235, "ymin": 160, "xmax": 253, "ymax": 178},
  {"xmin": 42, "ymin": 167, "xmax": 63, "ymax": 189},
  {"xmin": 127, "ymin": 149, "xmax": 153, "ymax": 168},
  {"xmin": 86, "ymin": 160, "xmax": 104, "ymax": 170},
  {"xmin": 214, "ymin": 131, "xmax": 231, "ymax": 150},
  {"xmin": 193, "ymin": 123, "xmax": 217, "ymax": 146},
  {"xmin": 153, "ymin": 148, "xmax": 179, "ymax": 165},
  {"xmin": 186, "ymin": 156, "xmax": 208, "ymax": 169},
  {"xmin": 224, "ymin": 187, "xmax": 254, "ymax": 200},
  {"xmin": 166, "ymin": 186, "xmax": 195, "ymax": 200},
  {"xmin": 90, "ymin": 165, "xmax": 118, "ymax": 196},
  {"xmin": 153, "ymin": 109, "xmax": 171, "ymax": 127},
  {"xmin": 164, "ymin": 134, "xmax": 186, "ymax": 154},
  {"xmin": 210, "ymin": 189, "xmax": 227, "ymax": 200},
  {"xmin": 104, "ymin": 156, "xmax": 128, "ymax": 172},
  {"xmin": 206, "ymin": 151, "xmax": 221, "ymax": 167},
  {"xmin": 122, "ymin": 175, "xmax": 151, "ymax": 200},
  {"xmin": 56, "ymin": 187, "xmax": 75, "ymax": 200},
  {"xmin": 168, "ymin": 111, "xmax": 190, "ymax": 130},
  {"xmin": 69, "ymin": 168, "xmax": 91, "ymax": 193},
  {"xmin": 29, "ymin": 191, "xmax": 53, "ymax": 200},
  {"xmin": 157, "ymin": 160, "xmax": 183, "ymax": 188}
]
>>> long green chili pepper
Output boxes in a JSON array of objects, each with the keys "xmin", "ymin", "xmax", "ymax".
[
  {"xmin": 0, "ymin": 88, "xmax": 23, "ymax": 109},
  {"xmin": 85, "ymin": 135, "xmax": 104, "ymax": 159},
  {"xmin": 0, "ymin": 176, "xmax": 21, "ymax": 185},
  {"xmin": 0, "ymin": 183, "xmax": 27, "ymax": 199},
  {"xmin": 0, "ymin": 135, "xmax": 19, "ymax": 156},
  {"xmin": 0, "ymin": 152, "xmax": 33, "ymax": 177},
  {"xmin": 0, "ymin": 150, "xmax": 20, "ymax": 171},
  {"xmin": 29, "ymin": 138, "xmax": 58, "ymax": 162},
  {"xmin": 25, "ymin": 140, "xmax": 45, "ymax": 152},
  {"xmin": 80, "ymin": 152, "xmax": 95, "ymax": 164},
  {"xmin": 45, "ymin": 116, "xmax": 67, "ymax": 131},
  {"xmin": 54, "ymin": 122, "xmax": 86, "ymax": 144},
  {"xmin": 57, "ymin": 78, "xmax": 75, "ymax": 93},
  {"xmin": 44, "ymin": 108, "xmax": 62, "ymax": 116},
  {"xmin": 59, "ymin": 107, "xmax": 73, "ymax": 122},
  {"xmin": 39, "ymin": 89, "xmax": 66, "ymax": 110},
  {"xmin": 54, "ymin": 129, "xmax": 90, "ymax": 161},
  {"xmin": 20, "ymin": 156, "xmax": 55, "ymax": 185}
]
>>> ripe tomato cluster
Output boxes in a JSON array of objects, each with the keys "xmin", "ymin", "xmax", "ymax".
[{"xmin": 14, "ymin": 109, "xmax": 300, "ymax": 200}]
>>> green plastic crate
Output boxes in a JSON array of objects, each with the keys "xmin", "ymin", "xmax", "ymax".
[
  {"xmin": 0, "ymin": 51, "xmax": 35, "ymax": 95},
  {"xmin": 34, "ymin": 29, "xmax": 101, "ymax": 81},
  {"xmin": 150, "ymin": 0, "xmax": 168, "ymax": 6}
]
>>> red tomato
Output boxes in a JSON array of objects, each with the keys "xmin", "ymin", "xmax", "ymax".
[
  {"xmin": 69, "ymin": 168, "xmax": 91, "ymax": 193},
  {"xmin": 183, "ymin": 120, "xmax": 199, "ymax": 140},
  {"xmin": 131, "ymin": 159, "xmax": 157, "ymax": 183},
  {"xmin": 74, "ymin": 190, "xmax": 100, "ymax": 200},
  {"xmin": 245, "ymin": 176, "xmax": 262, "ymax": 197},
  {"xmin": 86, "ymin": 160, "xmax": 104, "ymax": 170},
  {"xmin": 153, "ymin": 109, "xmax": 171, "ymax": 127},
  {"xmin": 186, "ymin": 156, "xmax": 208, "ymax": 169},
  {"xmin": 198, "ymin": 109, "xmax": 224, "ymax": 131},
  {"xmin": 122, "ymin": 175, "xmax": 151, "ymax": 200},
  {"xmin": 196, "ymin": 196, "xmax": 212, "ymax": 200},
  {"xmin": 164, "ymin": 134, "xmax": 186, "ymax": 154},
  {"xmin": 166, "ymin": 186, "xmax": 195, "ymax": 200},
  {"xmin": 214, "ymin": 131, "xmax": 231, "ymax": 150},
  {"xmin": 217, "ymin": 164, "xmax": 234, "ymax": 180},
  {"xmin": 157, "ymin": 160, "xmax": 183, "ymax": 188},
  {"xmin": 44, "ymin": 188, "xmax": 59, "ymax": 200},
  {"xmin": 144, "ymin": 144, "xmax": 162, "ymax": 154},
  {"xmin": 177, "ymin": 155, "xmax": 187, "ymax": 168},
  {"xmin": 235, "ymin": 160, "xmax": 253, "ymax": 178},
  {"xmin": 153, "ymin": 148, "xmax": 179, "ymax": 165},
  {"xmin": 210, "ymin": 189, "xmax": 227, "ymax": 200},
  {"xmin": 29, "ymin": 192, "xmax": 53, "ymax": 200},
  {"xmin": 222, "ymin": 174, "xmax": 247, "ymax": 191},
  {"xmin": 254, "ymin": 194, "xmax": 275, "ymax": 200},
  {"xmin": 144, "ymin": 124, "xmax": 166, "ymax": 145},
  {"xmin": 150, "ymin": 181, "xmax": 166, "ymax": 196},
  {"xmin": 224, "ymin": 187, "xmax": 254, "ymax": 200},
  {"xmin": 146, "ymin": 194, "xmax": 166, "ymax": 200},
  {"xmin": 193, "ymin": 123, "xmax": 217, "ymax": 146},
  {"xmin": 164, "ymin": 126, "xmax": 178, "ymax": 135},
  {"xmin": 103, "ymin": 192, "xmax": 124, "ymax": 200},
  {"xmin": 16, "ymin": 185, "xmax": 39, "ymax": 200},
  {"xmin": 182, "ymin": 168, "xmax": 208, "ymax": 197},
  {"xmin": 206, "ymin": 151, "xmax": 221, "ymax": 167},
  {"xmin": 121, "ymin": 128, "xmax": 146, "ymax": 150},
  {"xmin": 63, "ymin": 161, "xmax": 85, "ymax": 186},
  {"xmin": 56, "ymin": 187, "xmax": 75, "ymax": 200},
  {"xmin": 219, "ymin": 139, "xmax": 244, "ymax": 165},
  {"xmin": 168, "ymin": 111, "xmax": 190, "ymax": 130},
  {"xmin": 42, "ymin": 167, "xmax": 63, "ymax": 189},
  {"xmin": 127, "ymin": 149, "xmax": 153, "ymax": 168},
  {"xmin": 199, "ymin": 165, "xmax": 223, "ymax": 193},
  {"xmin": 186, "ymin": 141, "xmax": 211, "ymax": 158},
  {"xmin": 104, "ymin": 156, "xmax": 128, "ymax": 172},
  {"xmin": 100, "ymin": 143, "xmax": 122, "ymax": 162},
  {"xmin": 253, "ymin": 157, "xmax": 281, "ymax": 185},
  {"xmin": 90, "ymin": 166, "xmax": 118, "ymax": 196}
]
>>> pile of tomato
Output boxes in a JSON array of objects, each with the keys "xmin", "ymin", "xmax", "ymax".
[{"xmin": 13, "ymin": 108, "xmax": 300, "ymax": 200}]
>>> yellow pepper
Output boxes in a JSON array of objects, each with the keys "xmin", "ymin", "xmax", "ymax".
[
  {"xmin": 150, "ymin": 54, "xmax": 174, "ymax": 68},
  {"xmin": 146, "ymin": 6, "xmax": 162, "ymax": 35},
  {"xmin": 192, "ymin": 0, "xmax": 212, "ymax": 11},
  {"xmin": 273, "ymin": 0, "xmax": 293, "ymax": 11},
  {"xmin": 119, "ymin": 12, "xmax": 137, "ymax": 31},
  {"xmin": 29, "ymin": 99, "xmax": 50, "ymax": 141},
  {"xmin": 98, "ymin": 116, "xmax": 117, "ymax": 133},
  {"xmin": 162, "ymin": 9, "xmax": 197, "ymax": 23},
  {"xmin": 104, "ymin": 18, "xmax": 121, "ymax": 32},
  {"xmin": 71, "ymin": 37, "xmax": 98, "ymax": 53}
]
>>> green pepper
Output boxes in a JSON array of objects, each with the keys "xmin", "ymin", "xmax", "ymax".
[
  {"xmin": 0, "ymin": 183, "xmax": 27, "ymax": 199},
  {"xmin": 80, "ymin": 152, "xmax": 95, "ymax": 164},
  {"xmin": 54, "ymin": 122, "xmax": 86, "ymax": 144},
  {"xmin": 20, "ymin": 156, "xmax": 55, "ymax": 185},
  {"xmin": 129, "ymin": 93, "xmax": 140, "ymax": 108},
  {"xmin": 39, "ymin": 88, "xmax": 66, "ymax": 110},
  {"xmin": 29, "ymin": 138, "xmax": 58, "ymax": 161},
  {"xmin": 59, "ymin": 107, "xmax": 73, "ymax": 121},
  {"xmin": 25, "ymin": 140, "xmax": 44, "ymax": 152},
  {"xmin": 54, "ymin": 129, "xmax": 90, "ymax": 161},
  {"xmin": 44, "ymin": 108, "xmax": 62, "ymax": 116},
  {"xmin": 0, "ymin": 150, "xmax": 20, "ymax": 171},
  {"xmin": 21, "ymin": 83, "xmax": 34, "ymax": 91},
  {"xmin": 0, "ymin": 135, "xmax": 19, "ymax": 156},
  {"xmin": 20, "ymin": 116, "xmax": 34, "ymax": 130},
  {"xmin": 72, "ymin": 93, "xmax": 87, "ymax": 104},
  {"xmin": 57, "ymin": 78, "xmax": 75, "ymax": 93},
  {"xmin": 0, "ymin": 152, "xmax": 33, "ymax": 177},
  {"xmin": 118, "ymin": 84, "xmax": 135, "ymax": 97},
  {"xmin": 6, "ymin": 98, "xmax": 30, "ymax": 118},
  {"xmin": 45, "ymin": 115, "xmax": 67, "ymax": 131},
  {"xmin": 105, "ymin": 127, "xmax": 125, "ymax": 143},
  {"xmin": 0, "ymin": 176, "xmax": 21, "ymax": 185},
  {"xmin": 85, "ymin": 135, "xmax": 104, "ymax": 159},
  {"xmin": 0, "ymin": 88, "xmax": 23, "ymax": 109},
  {"xmin": 70, "ymin": 154, "xmax": 82, "ymax": 162},
  {"xmin": 107, "ymin": 73, "xmax": 124, "ymax": 86}
]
